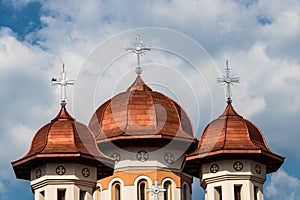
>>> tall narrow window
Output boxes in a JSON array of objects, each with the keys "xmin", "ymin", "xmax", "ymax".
[
  {"xmin": 80, "ymin": 190, "xmax": 86, "ymax": 200},
  {"xmin": 234, "ymin": 185, "xmax": 242, "ymax": 200},
  {"xmin": 163, "ymin": 181, "xmax": 172, "ymax": 200},
  {"xmin": 214, "ymin": 186, "xmax": 222, "ymax": 200},
  {"xmin": 39, "ymin": 191, "xmax": 45, "ymax": 200},
  {"xmin": 112, "ymin": 182, "xmax": 121, "ymax": 200},
  {"xmin": 254, "ymin": 186, "xmax": 259, "ymax": 200},
  {"xmin": 57, "ymin": 189, "xmax": 66, "ymax": 200},
  {"xmin": 137, "ymin": 180, "xmax": 147, "ymax": 200},
  {"xmin": 182, "ymin": 184, "xmax": 189, "ymax": 200},
  {"xmin": 96, "ymin": 186, "xmax": 101, "ymax": 200}
]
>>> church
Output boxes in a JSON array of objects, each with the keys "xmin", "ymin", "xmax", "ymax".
[{"xmin": 11, "ymin": 36, "xmax": 284, "ymax": 200}]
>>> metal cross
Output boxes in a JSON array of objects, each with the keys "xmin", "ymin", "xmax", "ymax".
[
  {"xmin": 52, "ymin": 64, "xmax": 75, "ymax": 107},
  {"xmin": 147, "ymin": 180, "xmax": 166, "ymax": 200},
  {"xmin": 217, "ymin": 60, "xmax": 239, "ymax": 104},
  {"xmin": 125, "ymin": 35, "xmax": 151, "ymax": 75}
]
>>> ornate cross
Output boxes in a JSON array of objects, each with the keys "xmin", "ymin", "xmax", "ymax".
[
  {"xmin": 217, "ymin": 60, "xmax": 239, "ymax": 104},
  {"xmin": 147, "ymin": 180, "xmax": 166, "ymax": 200},
  {"xmin": 52, "ymin": 64, "xmax": 75, "ymax": 107},
  {"xmin": 125, "ymin": 35, "xmax": 151, "ymax": 75}
]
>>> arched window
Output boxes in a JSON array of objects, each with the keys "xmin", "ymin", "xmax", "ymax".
[
  {"xmin": 112, "ymin": 182, "xmax": 121, "ymax": 200},
  {"xmin": 137, "ymin": 179, "xmax": 148, "ymax": 200},
  {"xmin": 163, "ymin": 181, "xmax": 172, "ymax": 200},
  {"xmin": 96, "ymin": 184, "xmax": 102, "ymax": 200}
]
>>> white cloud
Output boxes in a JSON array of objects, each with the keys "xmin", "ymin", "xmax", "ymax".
[
  {"xmin": 0, "ymin": 0, "xmax": 300, "ymax": 199},
  {"xmin": 266, "ymin": 169, "xmax": 300, "ymax": 200},
  {"xmin": 0, "ymin": 181, "xmax": 7, "ymax": 194}
]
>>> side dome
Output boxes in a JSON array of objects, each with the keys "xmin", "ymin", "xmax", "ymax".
[
  {"xmin": 183, "ymin": 103, "xmax": 284, "ymax": 177},
  {"xmin": 12, "ymin": 106, "xmax": 114, "ymax": 180},
  {"xmin": 89, "ymin": 75, "xmax": 198, "ymax": 151}
]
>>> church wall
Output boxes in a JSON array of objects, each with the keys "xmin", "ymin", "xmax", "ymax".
[{"xmin": 201, "ymin": 159, "xmax": 266, "ymax": 200}]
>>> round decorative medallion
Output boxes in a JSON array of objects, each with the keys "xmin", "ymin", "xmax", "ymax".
[
  {"xmin": 136, "ymin": 150, "xmax": 149, "ymax": 162},
  {"xmin": 110, "ymin": 152, "xmax": 121, "ymax": 163},
  {"xmin": 233, "ymin": 161, "xmax": 243, "ymax": 171},
  {"xmin": 35, "ymin": 169, "xmax": 42, "ymax": 178},
  {"xmin": 82, "ymin": 168, "xmax": 90, "ymax": 177},
  {"xmin": 210, "ymin": 164, "xmax": 219, "ymax": 173},
  {"xmin": 164, "ymin": 152, "xmax": 175, "ymax": 164},
  {"xmin": 55, "ymin": 166, "xmax": 66, "ymax": 175},
  {"xmin": 255, "ymin": 164, "xmax": 261, "ymax": 174}
]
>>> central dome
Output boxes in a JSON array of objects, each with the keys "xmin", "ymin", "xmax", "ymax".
[{"xmin": 89, "ymin": 75, "xmax": 197, "ymax": 150}]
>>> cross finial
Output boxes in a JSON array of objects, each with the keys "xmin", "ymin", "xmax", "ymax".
[
  {"xmin": 125, "ymin": 35, "xmax": 151, "ymax": 75},
  {"xmin": 217, "ymin": 60, "xmax": 240, "ymax": 104},
  {"xmin": 147, "ymin": 180, "xmax": 166, "ymax": 200},
  {"xmin": 52, "ymin": 64, "xmax": 75, "ymax": 107}
]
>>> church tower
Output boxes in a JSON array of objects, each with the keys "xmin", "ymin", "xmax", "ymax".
[
  {"xmin": 11, "ymin": 66, "xmax": 114, "ymax": 200},
  {"xmin": 183, "ymin": 62, "xmax": 284, "ymax": 200},
  {"xmin": 88, "ymin": 36, "xmax": 198, "ymax": 200}
]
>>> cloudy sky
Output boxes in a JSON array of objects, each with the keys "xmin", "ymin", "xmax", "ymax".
[{"xmin": 1, "ymin": 0, "xmax": 300, "ymax": 199}]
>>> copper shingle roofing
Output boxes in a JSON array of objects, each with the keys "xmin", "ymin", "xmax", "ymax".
[
  {"xmin": 89, "ymin": 75, "xmax": 198, "ymax": 149},
  {"xmin": 12, "ymin": 106, "xmax": 114, "ymax": 180},
  {"xmin": 183, "ymin": 103, "xmax": 284, "ymax": 177}
]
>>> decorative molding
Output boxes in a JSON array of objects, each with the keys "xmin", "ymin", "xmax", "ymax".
[
  {"xmin": 31, "ymin": 178, "xmax": 96, "ymax": 190},
  {"xmin": 203, "ymin": 174, "xmax": 266, "ymax": 185}
]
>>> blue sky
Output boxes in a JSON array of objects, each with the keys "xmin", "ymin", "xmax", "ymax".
[{"xmin": 1, "ymin": 0, "xmax": 300, "ymax": 199}]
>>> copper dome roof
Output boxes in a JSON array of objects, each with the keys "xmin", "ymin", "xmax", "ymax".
[
  {"xmin": 12, "ymin": 106, "xmax": 114, "ymax": 180},
  {"xmin": 183, "ymin": 103, "xmax": 284, "ymax": 177},
  {"xmin": 89, "ymin": 76, "xmax": 198, "ymax": 150}
]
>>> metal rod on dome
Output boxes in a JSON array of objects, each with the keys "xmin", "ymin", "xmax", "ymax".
[
  {"xmin": 125, "ymin": 35, "xmax": 151, "ymax": 75},
  {"xmin": 217, "ymin": 60, "xmax": 240, "ymax": 104},
  {"xmin": 52, "ymin": 64, "xmax": 75, "ymax": 107},
  {"xmin": 147, "ymin": 180, "xmax": 166, "ymax": 200}
]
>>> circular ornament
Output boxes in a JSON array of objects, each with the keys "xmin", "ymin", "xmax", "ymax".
[
  {"xmin": 136, "ymin": 150, "xmax": 149, "ymax": 162},
  {"xmin": 255, "ymin": 164, "xmax": 262, "ymax": 174},
  {"xmin": 233, "ymin": 161, "xmax": 243, "ymax": 171},
  {"xmin": 210, "ymin": 164, "xmax": 219, "ymax": 173},
  {"xmin": 35, "ymin": 169, "xmax": 42, "ymax": 178},
  {"xmin": 82, "ymin": 168, "xmax": 90, "ymax": 177},
  {"xmin": 164, "ymin": 152, "xmax": 175, "ymax": 164},
  {"xmin": 110, "ymin": 152, "xmax": 121, "ymax": 163},
  {"xmin": 56, "ymin": 166, "xmax": 66, "ymax": 175}
]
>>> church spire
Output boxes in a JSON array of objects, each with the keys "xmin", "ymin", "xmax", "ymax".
[
  {"xmin": 217, "ymin": 60, "xmax": 239, "ymax": 104},
  {"xmin": 51, "ymin": 64, "xmax": 75, "ymax": 107},
  {"xmin": 125, "ymin": 35, "xmax": 151, "ymax": 75}
]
